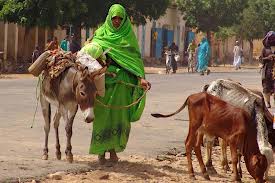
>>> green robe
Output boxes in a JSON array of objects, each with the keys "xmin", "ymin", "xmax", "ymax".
[{"xmin": 89, "ymin": 4, "xmax": 146, "ymax": 155}]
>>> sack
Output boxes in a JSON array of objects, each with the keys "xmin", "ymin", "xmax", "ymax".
[
  {"xmin": 76, "ymin": 51, "xmax": 105, "ymax": 97},
  {"xmin": 175, "ymin": 54, "xmax": 180, "ymax": 62},
  {"xmin": 28, "ymin": 51, "xmax": 51, "ymax": 76}
]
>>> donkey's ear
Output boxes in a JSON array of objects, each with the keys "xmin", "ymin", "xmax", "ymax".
[{"xmin": 90, "ymin": 66, "xmax": 107, "ymax": 79}]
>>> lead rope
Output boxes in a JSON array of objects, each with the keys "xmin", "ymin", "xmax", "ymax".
[
  {"xmin": 30, "ymin": 74, "xmax": 43, "ymax": 128},
  {"xmin": 95, "ymin": 80, "xmax": 148, "ymax": 109}
]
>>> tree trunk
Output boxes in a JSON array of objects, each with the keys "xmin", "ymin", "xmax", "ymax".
[
  {"xmin": 23, "ymin": 27, "xmax": 31, "ymax": 62},
  {"xmin": 248, "ymin": 39, "xmax": 253, "ymax": 65},
  {"xmin": 206, "ymin": 31, "xmax": 212, "ymax": 66},
  {"xmin": 222, "ymin": 41, "xmax": 226, "ymax": 66}
]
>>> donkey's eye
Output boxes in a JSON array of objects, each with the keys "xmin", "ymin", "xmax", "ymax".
[{"xmin": 80, "ymin": 91, "xmax": 85, "ymax": 97}]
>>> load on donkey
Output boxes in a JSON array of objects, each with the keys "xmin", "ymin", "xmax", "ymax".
[{"xmin": 28, "ymin": 47, "xmax": 107, "ymax": 163}]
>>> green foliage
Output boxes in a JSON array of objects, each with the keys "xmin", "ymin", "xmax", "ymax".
[
  {"xmin": 214, "ymin": 27, "xmax": 236, "ymax": 41},
  {"xmin": 176, "ymin": 0, "xmax": 248, "ymax": 32},
  {"xmin": 237, "ymin": 0, "xmax": 275, "ymax": 41},
  {"xmin": 0, "ymin": 0, "xmax": 169, "ymax": 28}
]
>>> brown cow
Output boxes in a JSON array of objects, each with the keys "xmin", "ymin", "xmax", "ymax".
[{"xmin": 152, "ymin": 92, "xmax": 267, "ymax": 183}]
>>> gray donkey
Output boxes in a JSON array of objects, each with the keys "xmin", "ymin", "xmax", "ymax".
[{"xmin": 40, "ymin": 65, "xmax": 106, "ymax": 163}]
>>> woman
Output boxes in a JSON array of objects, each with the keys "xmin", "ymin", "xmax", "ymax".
[
  {"xmin": 187, "ymin": 40, "xmax": 196, "ymax": 73},
  {"xmin": 89, "ymin": 4, "xmax": 150, "ymax": 164},
  {"xmin": 260, "ymin": 32, "xmax": 275, "ymax": 108},
  {"xmin": 233, "ymin": 41, "xmax": 242, "ymax": 70},
  {"xmin": 197, "ymin": 37, "xmax": 211, "ymax": 75},
  {"xmin": 45, "ymin": 37, "xmax": 59, "ymax": 51}
]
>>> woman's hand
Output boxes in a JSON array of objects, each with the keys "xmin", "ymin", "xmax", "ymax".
[{"xmin": 140, "ymin": 78, "xmax": 151, "ymax": 90}]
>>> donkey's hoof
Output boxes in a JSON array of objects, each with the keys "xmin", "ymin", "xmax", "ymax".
[
  {"xmin": 189, "ymin": 174, "xmax": 196, "ymax": 180},
  {"xmin": 66, "ymin": 155, "xmax": 73, "ymax": 163},
  {"xmin": 42, "ymin": 154, "xmax": 48, "ymax": 160},
  {"xmin": 203, "ymin": 173, "xmax": 210, "ymax": 180},
  {"xmin": 56, "ymin": 152, "xmax": 61, "ymax": 160}
]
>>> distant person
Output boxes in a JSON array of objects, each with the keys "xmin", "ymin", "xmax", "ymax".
[
  {"xmin": 31, "ymin": 46, "xmax": 41, "ymax": 63},
  {"xmin": 69, "ymin": 34, "xmax": 81, "ymax": 54},
  {"xmin": 169, "ymin": 42, "xmax": 179, "ymax": 73},
  {"xmin": 187, "ymin": 40, "xmax": 196, "ymax": 72},
  {"xmin": 233, "ymin": 41, "xmax": 242, "ymax": 70},
  {"xmin": 45, "ymin": 37, "xmax": 59, "ymax": 51},
  {"xmin": 259, "ymin": 32, "xmax": 275, "ymax": 108},
  {"xmin": 44, "ymin": 38, "xmax": 52, "ymax": 51},
  {"xmin": 194, "ymin": 43, "xmax": 200, "ymax": 71},
  {"xmin": 197, "ymin": 37, "xmax": 210, "ymax": 75},
  {"xmin": 60, "ymin": 35, "xmax": 70, "ymax": 51}
]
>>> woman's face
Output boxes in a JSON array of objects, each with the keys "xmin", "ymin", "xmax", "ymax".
[{"xmin": 112, "ymin": 16, "xmax": 123, "ymax": 29}]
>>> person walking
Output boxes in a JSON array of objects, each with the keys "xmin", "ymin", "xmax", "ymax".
[
  {"xmin": 260, "ymin": 32, "xmax": 275, "ymax": 108},
  {"xmin": 233, "ymin": 41, "xmax": 242, "ymax": 70},
  {"xmin": 45, "ymin": 37, "xmax": 59, "ymax": 51},
  {"xmin": 88, "ymin": 4, "xmax": 151, "ymax": 164},
  {"xmin": 197, "ymin": 37, "xmax": 210, "ymax": 75},
  {"xmin": 169, "ymin": 42, "xmax": 179, "ymax": 73},
  {"xmin": 187, "ymin": 40, "xmax": 196, "ymax": 72},
  {"xmin": 60, "ymin": 35, "xmax": 70, "ymax": 51}
]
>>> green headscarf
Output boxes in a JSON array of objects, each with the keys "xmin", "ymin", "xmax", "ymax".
[{"xmin": 92, "ymin": 4, "xmax": 145, "ymax": 78}]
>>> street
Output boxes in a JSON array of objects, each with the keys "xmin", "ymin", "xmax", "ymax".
[{"xmin": 0, "ymin": 69, "xmax": 264, "ymax": 182}]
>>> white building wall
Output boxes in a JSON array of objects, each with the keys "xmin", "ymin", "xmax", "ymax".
[{"xmin": 135, "ymin": 7, "xmax": 186, "ymax": 58}]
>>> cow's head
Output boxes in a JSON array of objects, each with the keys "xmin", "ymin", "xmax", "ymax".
[{"xmin": 74, "ymin": 66, "xmax": 106, "ymax": 123}]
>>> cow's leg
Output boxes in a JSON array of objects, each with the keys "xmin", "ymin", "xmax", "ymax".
[
  {"xmin": 229, "ymin": 139, "xmax": 241, "ymax": 182},
  {"xmin": 237, "ymin": 151, "xmax": 242, "ymax": 178},
  {"xmin": 62, "ymin": 105, "xmax": 77, "ymax": 163},
  {"xmin": 220, "ymin": 138, "xmax": 230, "ymax": 173},
  {"xmin": 185, "ymin": 132, "xmax": 196, "ymax": 180},
  {"xmin": 40, "ymin": 95, "xmax": 51, "ymax": 160},
  {"xmin": 195, "ymin": 133, "xmax": 210, "ymax": 180},
  {"xmin": 53, "ymin": 109, "xmax": 61, "ymax": 160},
  {"xmin": 205, "ymin": 137, "xmax": 217, "ymax": 174}
]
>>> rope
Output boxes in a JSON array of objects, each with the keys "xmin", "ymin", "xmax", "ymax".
[
  {"xmin": 30, "ymin": 74, "xmax": 43, "ymax": 128},
  {"xmin": 95, "ymin": 80, "xmax": 148, "ymax": 109}
]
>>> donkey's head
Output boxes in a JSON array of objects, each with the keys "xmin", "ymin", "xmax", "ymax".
[{"xmin": 74, "ymin": 66, "xmax": 106, "ymax": 123}]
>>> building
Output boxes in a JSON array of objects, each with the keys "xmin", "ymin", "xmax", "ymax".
[{"xmin": 0, "ymin": 5, "xmax": 186, "ymax": 66}]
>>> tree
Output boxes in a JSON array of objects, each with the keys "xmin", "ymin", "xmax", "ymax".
[
  {"xmin": 214, "ymin": 27, "xmax": 236, "ymax": 65},
  {"xmin": 176, "ymin": 0, "xmax": 247, "ymax": 39},
  {"xmin": 235, "ymin": 0, "xmax": 275, "ymax": 63},
  {"xmin": 0, "ymin": 0, "xmax": 169, "ymax": 29},
  {"xmin": 0, "ymin": 0, "xmax": 169, "ymax": 62}
]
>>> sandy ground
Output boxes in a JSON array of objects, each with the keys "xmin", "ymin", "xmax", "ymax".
[{"xmin": 25, "ymin": 147, "xmax": 275, "ymax": 183}]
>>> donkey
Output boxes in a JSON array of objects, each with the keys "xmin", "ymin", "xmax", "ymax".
[{"xmin": 40, "ymin": 65, "xmax": 106, "ymax": 163}]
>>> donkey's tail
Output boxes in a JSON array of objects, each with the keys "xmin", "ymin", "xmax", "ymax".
[{"xmin": 151, "ymin": 97, "xmax": 189, "ymax": 118}]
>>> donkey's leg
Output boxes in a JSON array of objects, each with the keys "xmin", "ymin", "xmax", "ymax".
[
  {"xmin": 61, "ymin": 105, "xmax": 77, "ymax": 163},
  {"xmin": 53, "ymin": 109, "xmax": 61, "ymax": 160},
  {"xmin": 40, "ymin": 95, "xmax": 51, "ymax": 160}
]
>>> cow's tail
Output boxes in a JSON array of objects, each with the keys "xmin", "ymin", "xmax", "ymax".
[{"xmin": 151, "ymin": 97, "xmax": 189, "ymax": 118}]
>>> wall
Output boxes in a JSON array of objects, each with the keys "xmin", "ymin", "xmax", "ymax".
[{"xmin": 136, "ymin": 7, "xmax": 186, "ymax": 59}]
